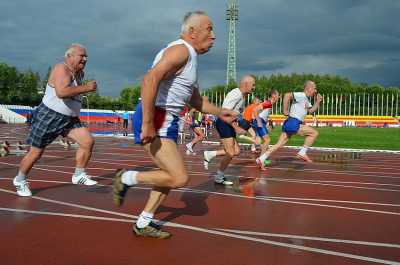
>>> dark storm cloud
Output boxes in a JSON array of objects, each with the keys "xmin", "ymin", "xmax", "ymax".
[{"xmin": 0, "ymin": 0, "xmax": 399, "ymax": 97}]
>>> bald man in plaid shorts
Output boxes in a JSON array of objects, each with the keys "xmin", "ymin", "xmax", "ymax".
[{"xmin": 12, "ymin": 44, "xmax": 98, "ymax": 197}]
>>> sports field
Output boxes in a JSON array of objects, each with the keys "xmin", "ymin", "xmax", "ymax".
[{"xmin": 242, "ymin": 127, "xmax": 400, "ymax": 151}]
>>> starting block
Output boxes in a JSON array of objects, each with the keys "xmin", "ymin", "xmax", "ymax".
[
  {"xmin": 0, "ymin": 140, "xmax": 29, "ymax": 156},
  {"xmin": 58, "ymin": 138, "xmax": 78, "ymax": 149}
]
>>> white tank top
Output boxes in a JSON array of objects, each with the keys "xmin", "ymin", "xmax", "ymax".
[
  {"xmin": 289, "ymin": 92, "xmax": 312, "ymax": 122},
  {"xmin": 259, "ymin": 108, "xmax": 272, "ymax": 122},
  {"xmin": 153, "ymin": 39, "xmax": 198, "ymax": 116},
  {"xmin": 258, "ymin": 100, "xmax": 273, "ymax": 122},
  {"xmin": 222, "ymin": 88, "xmax": 245, "ymax": 114},
  {"xmin": 42, "ymin": 71, "xmax": 82, "ymax": 117}
]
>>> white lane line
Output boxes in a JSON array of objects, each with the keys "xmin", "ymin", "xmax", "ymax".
[
  {"xmin": 203, "ymin": 140, "xmax": 400, "ymax": 154},
  {"xmin": 7, "ymin": 162, "xmax": 400, "ymax": 191},
  {"xmin": 216, "ymin": 228, "xmax": 400, "ymax": 249},
  {"xmin": 89, "ymin": 158, "xmax": 400, "ymax": 179},
  {"xmin": 90, "ymin": 152, "xmax": 400, "ymax": 171},
  {"xmin": 1, "ymin": 177, "xmax": 400, "ymax": 216},
  {"xmin": 260, "ymin": 196, "xmax": 400, "ymax": 208},
  {"xmin": 3, "ymin": 160, "xmax": 400, "ymax": 195},
  {"xmin": 12, "ymin": 161, "xmax": 399, "ymax": 188},
  {"xmin": 0, "ymin": 207, "xmax": 135, "ymax": 223},
  {"xmin": 0, "ymin": 205, "xmax": 398, "ymax": 265},
  {"xmin": 90, "ymin": 148, "xmax": 400, "ymax": 167},
  {"xmin": 180, "ymin": 188, "xmax": 400, "ymax": 216},
  {"xmin": 0, "ymin": 187, "xmax": 137, "ymax": 219},
  {"xmin": 262, "ymin": 178, "xmax": 400, "ymax": 193},
  {"xmin": 8, "ymin": 150, "xmax": 399, "ymax": 179},
  {"xmin": 274, "ymin": 179, "xmax": 400, "ymax": 187},
  {"xmin": 2, "ymin": 176, "xmax": 400, "ymax": 208},
  {"xmin": 4, "ymin": 162, "xmax": 400, "ymax": 192},
  {"xmin": 5, "ymin": 155, "xmax": 398, "ymax": 182},
  {"xmin": 3, "ymin": 206, "xmax": 398, "ymax": 249}
]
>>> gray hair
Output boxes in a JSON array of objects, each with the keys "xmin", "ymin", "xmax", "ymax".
[
  {"xmin": 64, "ymin": 43, "xmax": 86, "ymax": 58},
  {"xmin": 267, "ymin": 89, "xmax": 279, "ymax": 98},
  {"xmin": 304, "ymin": 80, "xmax": 315, "ymax": 88},
  {"xmin": 181, "ymin": 11, "xmax": 207, "ymax": 34}
]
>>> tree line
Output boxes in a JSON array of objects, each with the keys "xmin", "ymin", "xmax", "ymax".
[{"xmin": 1, "ymin": 62, "xmax": 399, "ymax": 110}]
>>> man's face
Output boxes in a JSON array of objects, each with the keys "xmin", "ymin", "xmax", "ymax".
[
  {"xmin": 192, "ymin": 16, "xmax": 216, "ymax": 54},
  {"xmin": 70, "ymin": 47, "xmax": 88, "ymax": 71},
  {"xmin": 246, "ymin": 78, "xmax": 256, "ymax": 94},
  {"xmin": 305, "ymin": 82, "xmax": 317, "ymax": 96},
  {"xmin": 271, "ymin": 92, "xmax": 280, "ymax": 104}
]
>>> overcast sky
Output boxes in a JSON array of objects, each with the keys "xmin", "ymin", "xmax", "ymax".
[{"xmin": 1, "ymin": 0, "xmax": 399, "ymax": 97}]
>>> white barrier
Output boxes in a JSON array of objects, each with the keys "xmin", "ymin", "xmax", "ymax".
[{"xmin": 0, "ymin": 105, "xmax": 27, "ymax": 124}]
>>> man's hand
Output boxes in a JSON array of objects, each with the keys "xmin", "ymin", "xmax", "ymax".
[
  {"xmin": 86, "ymin": 80, "xmax": 97, "ymax": 93},
  {"xmin": 140, "ymin": 122, "xmax": 156, "ymax": 145},
  {"xmin": 316, "ymin": 93, "xmax": 323, "ymax": 103},
  {"xmin": 283, "ymin": 109, "xmax": 289, "ymax": 116},
  {"xmin": 232, "ymin": 121, "xmax": 246, "ymax": 134},
  {"xmin": 218, "ymin": 108, "xmax": 237, "ymax": 124}
]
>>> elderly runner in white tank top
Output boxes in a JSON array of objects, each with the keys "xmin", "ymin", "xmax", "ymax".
[
  {"xmin": 112, "ymin": 11, "xmax": 237, "ymax": 239},
  {"xmin": 12, "ymin": 44, "xmax": 98, "ymax": 197},
  {"xmin": 257, "ymin": 80, "xmax": 323, "ymax": 165},
  {"xmin": 203, "ymin": 75, "xmax": 255, "ymax": 185}
]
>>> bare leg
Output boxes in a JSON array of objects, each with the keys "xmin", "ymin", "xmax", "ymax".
[
  {"xmin": 135, "ymin": 138, "xmax": 189, "ymax": 216},
  {"xmin": 218, "ymin": 138, "xmax": 240, "ymax": 172},
  {"xmin": 18, "ymin": 146, "xmax": 44, "ymax": 175},
  {"xmin": 190, "ymin": 127, "xmax": 205, "ymax": 149},
  {"xmin": 297, "ymin": 125, "xmax": 319, "ymax": 147},
  {"xmin": 67, "ymin": 127, "xmax": 94, "ymax": 168},
  {"xmin": 260, "ymin": 135, "xmax": 271, "ymax": 154},
  {"xmin": 262, "ymin": 132, "xmax": 289, "ymax": 159}
]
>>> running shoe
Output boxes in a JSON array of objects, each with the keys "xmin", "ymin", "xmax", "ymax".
[
  {"xmin": 133, "ymin": 223, "xmax": 171, "ymax": 239},
  {"xmin": 214, "ymin": 175, "xmax": 234, "ymax": 185},
  {"xmin": 112, "ymin": 169, "xmax": 129, "ymax": 206},
  {"xmin": 296, "ymin": 154, "xmax": 313, "ymax": 163},
  {"xmin": 13, "ymin": 178, "xmax": 32, "ymax": 197},
  {"xmin": 71, "ymin": 173, "xmax": 97, "ymax": 185}
]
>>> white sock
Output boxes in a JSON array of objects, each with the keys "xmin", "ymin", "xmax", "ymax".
[
  {"xmin": 186, "ymin": 142, "xmax": 193, "ymax": 149},
  {"xmin": 298, "ymin": 147, "xmax": 308, "ymax": 156},
  {"xmin": 208, "ymin": 151, "xmax": 217, "ymax": 159},
  {"xmin": 15, "ymin": 171, "xmax": 26, "ymax": 182},
  {"xmin": 259, "ymin": 153, "xmax": 269, "ymax": 162},
  {"xmin": 217, "ymin": 170, "xmax": 224, "ymax": 177},
  {"xmin": 121, "ymin": 171, "xmax": 138, "ymax": 186},
  {"xmin": 136, "ymin": 211, "xmax": 154, "ymax": 228},
  {"xmin": 74, "ymin": 168, "xmax": 85, "ymax": 176}
]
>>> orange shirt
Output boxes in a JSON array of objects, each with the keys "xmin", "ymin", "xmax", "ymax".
[{"xmin": 243, "ymin": 103, "xmax": 257, "ymax": 121}]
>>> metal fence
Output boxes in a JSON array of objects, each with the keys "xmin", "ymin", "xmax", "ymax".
[{"xmin": 202, "ymin": 91, "xmax": 400, "ymax": 116}]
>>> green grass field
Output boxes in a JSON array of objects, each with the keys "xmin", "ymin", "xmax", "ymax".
[{"xmin": 239, "ymin": 126, "xmax": 400, "ymax": 151}]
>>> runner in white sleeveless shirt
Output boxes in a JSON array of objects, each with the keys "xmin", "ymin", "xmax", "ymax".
[
  {"xmin": 203, "ymin": 75, "xmax": 255, "ymax": 185},
  {"xmin": 13, "ymin": 44, "xmax": 98, "ymax": 197},
  {"xmin": 113, "ymin": 11, "xmax": 237, "ymax": 239},
  {"xmin": 257, "ymin": 80, "xmax": 323, "ymax": 165}
]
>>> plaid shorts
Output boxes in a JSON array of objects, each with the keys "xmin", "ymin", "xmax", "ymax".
[{"xmin": 27, "ymin": 103, "xmax": 83, "ymax": 148}]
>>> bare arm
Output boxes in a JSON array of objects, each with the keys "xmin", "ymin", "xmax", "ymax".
[
  {"xmin": 140, "ymin": 44, "xmax": 189, "ymax": 144},
  {"xmin": 50, "ymin": 64, "xmax": 96, "ymax": 98},
  {"xmin": 189, "ymin": 87, "xmax": 237, "ymax": 124},
  {"xmin": 282, "ymin": 92, "xmax": 293, "ymax": 116},
  {"xmin": 189, "ymin": 87, "xmax": 221, "ymax": 116},
  {"xmin": 308, "ymin": 94, "xmax": 323, "ymax": 114}
]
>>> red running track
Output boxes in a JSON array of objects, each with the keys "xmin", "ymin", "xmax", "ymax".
[{"xmin": 0, "ymin": 124, "xmax": 399, "ymax": 265}]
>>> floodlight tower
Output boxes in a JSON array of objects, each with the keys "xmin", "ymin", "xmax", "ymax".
[{"xmin": 226, "ymin": 0, "xmax": 238, "ymax": 85}]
